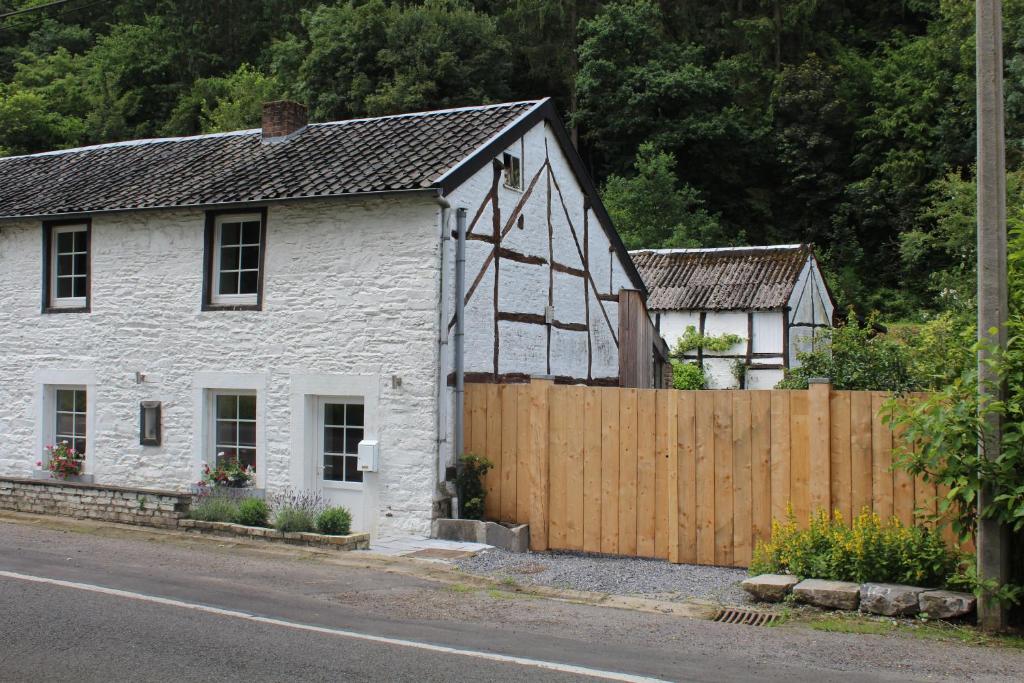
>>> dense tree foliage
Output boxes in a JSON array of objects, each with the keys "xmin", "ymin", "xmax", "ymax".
[{"xmin": 1, "ymin": 0, "xmax": 1020, "ymax": 316}]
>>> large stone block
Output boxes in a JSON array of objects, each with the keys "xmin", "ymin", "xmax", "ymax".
[
  {"xmin": 741, "ymin": 574, "xmax": 801, "ymax": 602},
  {"xmin": 919, "ymin": 590, "xmax": 976, "ymax": 619},
  {"xmin": 793, "ymin": 579, "xmax": 861, "ymax": 610},
  {"xmin": 860, "ymin": 583, "xmax": 923, "ymax": 616}
]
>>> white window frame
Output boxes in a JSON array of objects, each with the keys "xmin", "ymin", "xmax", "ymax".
[
  {"xmin": 210, "ymin": 213, "xmax": 262, "ymax": 307},
  {"xmin": 502, "ymin": 139, "xmax": 524, "ymax": 191},
  {"xmin": 34, "ymin": 370, "xmax": 96, "ymax": 476},
  {"xmin": 210, "ymin": 390, "xmax": 258, "ymax": 472},
  {"xmin": 317, "ymin": 396, "xmax": 365, "ymax": 490},
  {"xmin": 192, "ymin": 372, "xmax": 268, "ymax": 488},
  {"xmin": 52, "ymin": 386, "xmax": 88, "ymax": 456},
  {"xmin": 50, "ymin": 224, "xmax": 88, "ymax": 309}
]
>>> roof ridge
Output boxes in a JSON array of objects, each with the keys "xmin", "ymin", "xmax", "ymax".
[
  {"xmin": 0, "ymin": 100, "xmax": 542, "ymax": 162},
  {"xmin": 629, "ymin": 244, "xmax": 805, "ymax": 255}
]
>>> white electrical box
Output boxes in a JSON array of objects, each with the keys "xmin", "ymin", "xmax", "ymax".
[{"xmin": 357, "ymin": 440, "xmax": 379, "ymax": 472}]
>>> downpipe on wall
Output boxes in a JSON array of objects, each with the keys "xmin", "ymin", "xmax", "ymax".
[{"xmin": 452, "ymin": 207, "xmax": 468, "ymax": 519}]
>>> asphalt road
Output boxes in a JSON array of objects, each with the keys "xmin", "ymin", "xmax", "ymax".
[{"xmin": 0, "ymin": 516, "xmax": 1021, "ymax": 682}]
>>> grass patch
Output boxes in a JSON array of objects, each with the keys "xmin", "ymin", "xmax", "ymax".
[
  {"xmin": 447, "ymin": 583, "xmax": 475, "ymax": 594},
  {"xmin": 486, "ymin": 589, "xmax": 537, "ymax": 601},
  {"xmin": 792, "ymin": 611, "xmax": 1024, "ymax": 649}
]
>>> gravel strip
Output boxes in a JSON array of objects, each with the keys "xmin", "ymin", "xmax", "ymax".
[{"xmin": 455, "ymin": 548, "xmax": 751, "ymax": 605}]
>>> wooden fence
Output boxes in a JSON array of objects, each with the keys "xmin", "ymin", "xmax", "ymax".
[{"xmin": 463, "ymin": 379, "xmax": 958, "ymax": 567}]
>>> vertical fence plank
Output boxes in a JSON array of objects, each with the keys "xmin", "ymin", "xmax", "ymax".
[
  {"xmin": 830, "ymin": 390, "xmax": 852, "ymax": 522},
  {"xmin": 790, "ymin": 391, "xmax": 810, "ymax": 526},
  {"xmin": 618, "ymin": 388, "xmax": 639, "ymax": 556},
  {"xmin": 655, "ymin": 390, "xmax": 671, "ymax": 560},
  {"xmin": 808, "ymin": 382, "xmax": 831, "ymax": 515},
  {"xmin": 583, "ymin": 387, "xmax": 603, "ymax": 553},
  {"xmin": 600, "ymin": 388, "xmax": 620, "ymax": 555},
  {"xmin": 666, "ymin": 392, "xmax": 680, "ymax": 563},
  {"xmin": 516, "ymin": 384, "xmax": 532, "ymax": 522},
  {"xmin": 565, "ymin": 386, "xmax": 586, "ymax": 551},
  {"xmin": 548, "ymin": 386, "xmax": 569, "ymax": 548},
  {"xmin": 892, "ymin": 419, "xmax": 915, "ymax": 528},
  {"xmin": 499, "ymin": 385, "xmax": 518, "ymax": 522},
  {"xmin": 850, "ymin": 391, "xmax": 873, "ymax": 517},
  {"xmin": 695, "ymin": 391, "xmax": 715, "ymax": 564},
  {"xmin": 713, "ymin": 391, "xmax": 734, "ymax": 566},
  {"xmin": 871, "ymin": 392, "xmax": 894, "ymax": 521},
  {"xmin": 636, "ymin": 389, "xmax": 658, "ymax": 558},
  {"xmin": 750, "ymin": 391, "xmax": 772, "ymax": 550},
  {"xmin": 484, "ymin": 384, "xmax": 502, "ymax": 520},
  {"xmin": 528, "ymin": 378, "xmax": 551, "ymax": 551},
  {"xmin": 678, "ymin": 392, "xmax": 698, "ymax": 564},
  {"xmin": 770, "ymin": 391, "xmax": 791, "ymax": 525},
  {"xmin": 732, "ymin": 391, "xmax": 752, "ymax": 568}
]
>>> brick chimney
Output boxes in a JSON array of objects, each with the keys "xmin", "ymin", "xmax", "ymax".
[{"xmin": 262, "ymin": 100, "xmax": 308, "ymax": 140}]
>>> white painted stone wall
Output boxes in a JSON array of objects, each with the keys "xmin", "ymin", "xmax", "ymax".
[
  {"xmin": 0, "ymin": 196, "xmax": 443, "ymax": 536},
  {"xmin": 438, "ymin": 119, "xmax": 637, "ymax": 470}
]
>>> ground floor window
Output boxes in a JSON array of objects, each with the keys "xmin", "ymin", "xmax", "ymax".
[
  {"xmin": 213, "ymin": 392, "xmax": 257, "ymax": 470},
  {"xmin": 54, "ymin": 387, "xmax": 87, "ymax": 456},
  {"xmin": 319, "ymin": 399, "xmax": 364, "ymax": 483}
]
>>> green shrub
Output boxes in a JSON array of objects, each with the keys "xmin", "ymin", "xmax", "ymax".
[
  {"xmin": 457, "ymin": 453, "xmax": 493, "ymax": 520},
  {"xmin": 750, "ymin": 508, "xmax": 960, "ymax": 588},
  {"xmin": 671, "ymin": 360, "xmax": 705, "ymax": 389},
  {"xmin": 316, "ymin": 506, "xmax": 353, "ymax": 535},
  {"xmin": 274, "ymin": 505, "xmax": 316, "ymax": 533},
  {"xmin": 233, "ymin": 497, "xmax": 269, "ymax": 527},
  {"xmin": 188, "ymin": 494, "xmax": 239, "ymax": 522}
]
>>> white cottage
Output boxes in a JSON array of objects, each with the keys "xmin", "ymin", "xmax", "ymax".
[
  {"xmin": 630, "ymin": 245, "xmax": 835, "ymax": 389},
  {"xmin": 0, "ymin": 99, "xmax": 648, "ymax": 537}
]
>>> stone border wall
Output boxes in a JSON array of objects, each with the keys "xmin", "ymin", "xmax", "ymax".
[
  {"xmin": 179, "ymin": 519, "xmax": 369, "ymax": 551},
  {"xmin": 0, "ymin": 477, "xmax": 190, "ymax": 528}
]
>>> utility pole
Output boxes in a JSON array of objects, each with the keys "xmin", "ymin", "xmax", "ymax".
[{"xmin": 976, "ymin": 0, "xmax": 1010, "ymax": 632}]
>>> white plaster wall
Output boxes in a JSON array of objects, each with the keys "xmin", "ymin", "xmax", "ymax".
[{"xmin": 0, "ymin": 196, "xmax": 442, "ymax": 536}]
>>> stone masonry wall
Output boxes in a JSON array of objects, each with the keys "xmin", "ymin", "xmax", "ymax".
[{"xmin": 0, "ymin": 477, "xmax": 190, "ymax": 528}]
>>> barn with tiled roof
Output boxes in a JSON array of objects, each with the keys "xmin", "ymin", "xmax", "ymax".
[{"xmin": 630, "ymin": 245, "xmax": 835, "ymax": 389}]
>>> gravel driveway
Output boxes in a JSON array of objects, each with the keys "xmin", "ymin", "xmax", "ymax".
[{"xmin": 455, "ymin": 548, "xmax": 751, "ymax": 605}]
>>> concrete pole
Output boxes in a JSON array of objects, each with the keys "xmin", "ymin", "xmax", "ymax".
[{"xmin": 976, "ymin": 0, "xmax": 1010, "ymax": 632}]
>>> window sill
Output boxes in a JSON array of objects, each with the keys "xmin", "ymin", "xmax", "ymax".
[
  {"xmin": 202, "ymin": 302, "xmax": 262, "ymax": 312},
  {"xmin": 32, "ymin": 469, "xmax": 93, "ymax": 484},
  {"xmin": 321, "ymin": 480, "xmax": 364, "ymax": 491},
  {"xmin": 42, "ymin": 305, "xmax": 90, "ymax": 315}
]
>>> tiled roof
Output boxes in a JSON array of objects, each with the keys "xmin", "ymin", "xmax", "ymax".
[
  {"xmin": 0, "ymin": 101, "xmax": 540, "ymax": 218},
  {"xmin": 629, "ymin": 245, "xmax": 812, "ymax": 311}
]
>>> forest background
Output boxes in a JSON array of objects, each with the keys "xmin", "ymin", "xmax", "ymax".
[{"xmin": 1, "ymin": 0, "xmax": 1018, "ymax": 327}]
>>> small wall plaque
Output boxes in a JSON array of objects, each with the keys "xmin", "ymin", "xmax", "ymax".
[{"xmin": 140, "ymin": 401, "xmax": 161, "ymax": 446}]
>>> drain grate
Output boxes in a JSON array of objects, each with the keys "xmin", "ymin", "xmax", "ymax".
[{"xmin": 712, "ymin": 607, "xmax": 779, "ymax": 626}]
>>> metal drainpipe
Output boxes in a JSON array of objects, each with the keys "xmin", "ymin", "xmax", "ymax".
[
  {"xmin": 435, "ymin": 194, "xmax": 451, "ymax": 490},
  {"xmin": 452, "ymin": 207, "xmax": 468, "ymax": 519}
]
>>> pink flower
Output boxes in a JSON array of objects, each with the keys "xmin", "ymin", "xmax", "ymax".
[{"xmin": 35, "ymin": 461, "xmax": 42, "ymax": 467}]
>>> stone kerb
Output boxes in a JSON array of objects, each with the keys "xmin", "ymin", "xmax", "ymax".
[{"xmin": 178, "ymin": 519, "xmax": 370, "ymax": 551}]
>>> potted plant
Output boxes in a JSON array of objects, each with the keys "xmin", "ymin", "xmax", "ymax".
[
  {"xmin": 198, "ymin": 454, "xmax": 255, "ymax": 489},
  {"xmin": 41, "ymin": 441, "xmax": 84, "ymax": 480}
]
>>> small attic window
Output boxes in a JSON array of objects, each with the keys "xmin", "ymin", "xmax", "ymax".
[{"xmin": 502, "ymin": 151, "xmax": 523, "ymax": 191}]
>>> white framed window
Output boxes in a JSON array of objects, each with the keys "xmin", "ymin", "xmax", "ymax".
[
  {"xmin": 211, "ymin": 391, "xmax": 257, "ymax": 470},
  {"xmin": 206, "ymin": 211, "xmax": 265, "ymax": 308},
  {"xmin": 47, "ymin": 223, "xmax": 89, "ymax": 310},
  {"xmin": 53, "ymin": 387, "xmax": 87, "ymax": 457},
  {"xmin": 502, "ymin": 150, "xmax": 523, "ymax": 191},
  {"xmin": 318, "ymin": 398, "xmax": 364, "ymax": 485}
]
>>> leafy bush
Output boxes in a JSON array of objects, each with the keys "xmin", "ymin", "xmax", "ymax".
[
  {"xmin": 750, "ymin": 508, "xmax": 960, "ymax": 589},
  {"xmin": 233, "ymin": 497, "xmax": 269, "ymax": 527},
  {"xmin": 776, "ymin": 312, "xmax": 918, "ymax": 391},
  {"xmin": 316, "ymin": 506, "xmax": 353, "ymax": 535},
  {"xmin": 457, "ymin": 453, "xmax": 493, "ymax": 520},
  {"xmin": 188, "ymin": 492, "xmax": 240, "ymax": 522},
  {"xmin": 671, "ymin": 360, "xmax": 705, "ymax": 390},
  {"xmin": 274, "ymin": 506, "xmax": 317, "ymax": 533}
]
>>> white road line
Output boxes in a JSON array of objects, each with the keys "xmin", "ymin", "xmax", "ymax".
[{"xmin": 0, "ymin": 569, "xmax": 665, "ymax": 683}]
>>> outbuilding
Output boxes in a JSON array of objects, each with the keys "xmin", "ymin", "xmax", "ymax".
[{"xmin": 630, "ymin": 245, "xmax": 835, "ymax": 389}]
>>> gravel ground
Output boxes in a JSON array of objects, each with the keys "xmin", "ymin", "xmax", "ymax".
[{"xmin": 455, "ymin": 548, "xmax": 752, "ymax": 604}]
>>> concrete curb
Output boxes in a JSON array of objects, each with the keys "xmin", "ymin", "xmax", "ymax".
[{"xmin": 0, "ymin": 510, "xmax": 722, "ymax": 621}]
